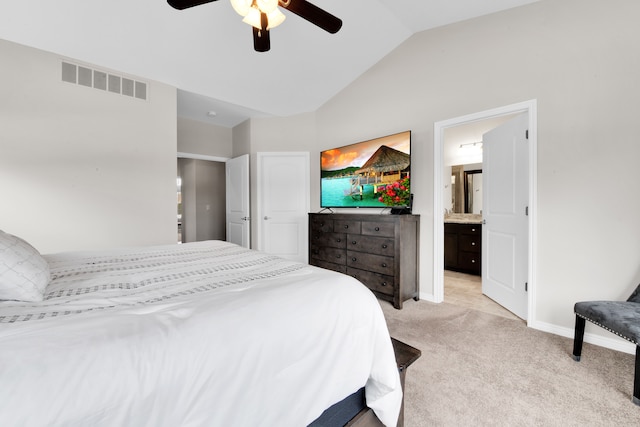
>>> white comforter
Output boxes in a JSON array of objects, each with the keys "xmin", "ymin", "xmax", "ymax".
[{"xmin": 0, "ymin": 241, "xmax": 401, "ymax": 427}]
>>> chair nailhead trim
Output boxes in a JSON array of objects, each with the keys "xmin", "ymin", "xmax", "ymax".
[{"xmin": 575, "ymin": 313, "xmax": 638, "ymax": 345}]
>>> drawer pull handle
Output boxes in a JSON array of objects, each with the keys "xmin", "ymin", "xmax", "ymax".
[
  {"xmin": 471, "ymin": 228, "xmax": 476, "ymax": 232},
  {"xmin": 471, "ymin": 242, "xmax": 475, "ymax": 246},
  {"xmin": 352, "ymin": 241, "xmax": 357, "ymax": 245},
  {"xmin": 351, "ymin": 257, "xmax": 357, "ymax": 262},
  {"xmin": 344, "ymin": 225, "xmax": 349, "ymax": 229},
  {"xmin": 381, "ymin": 282, "xmax": 387, "ymax": 287},
  {"xmin": 382, "ymin": 244, "xmax": 388, "ymax": 249},
  {"xmin": 375, "ymin": 227, "xmax": 380, "ymax": 231},
  {"xmin": 336, "ymin": 254, "xmax": 341, "ymax": 259},
  {"xmin": 336, "ymin": 238, "xmax": 341, "ymax": 243},
  {"xmin": 381, "ymin": 263, "xmax": 387, "ymax": 268},
  {"xmin": 471, "ymin": 259, "xmax": 475, "ymax": 263}
]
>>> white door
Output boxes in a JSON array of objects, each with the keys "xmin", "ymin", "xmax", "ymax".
[
  {"xmin": 257, "ymin": 152, "xmax": 310, "ymax": 263},
  {"xmin": 225, "ymin": 154, "xmax": 250, "ymax": 248},
  {"xmin": 482, "ymin": 113, "xmax": 529, "ymax": 319}
]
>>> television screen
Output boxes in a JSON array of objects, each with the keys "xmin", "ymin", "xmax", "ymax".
[{"xmin": 321, "ymin": 131, "xmax": 411, "ymax": 208}]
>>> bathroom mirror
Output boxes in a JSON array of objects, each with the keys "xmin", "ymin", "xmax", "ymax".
[{"xmin": 464, "ymin": 169, "xmax": 482, "ymax": 214}]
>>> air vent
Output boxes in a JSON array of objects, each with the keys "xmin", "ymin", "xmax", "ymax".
[{"xmin": 61, "ymin": 61, "xmax": 147, "ymax": 101}]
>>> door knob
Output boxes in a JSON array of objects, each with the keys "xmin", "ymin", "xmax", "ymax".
[
  {"xmin": 241, "ymin": 217, "xmax": 250, "ymax": 221},
  {"xmin": 264, "ymin": 216, "xmax": 271, "ymax": 220}
]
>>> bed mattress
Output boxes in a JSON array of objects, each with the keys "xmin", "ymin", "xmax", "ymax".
[{"xmin": 0, "ymin": 240, "xmax": 401, "ymax": 426}]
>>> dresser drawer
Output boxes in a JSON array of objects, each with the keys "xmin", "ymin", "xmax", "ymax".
[
  {"xmin": 310, "ymin": 246, "xmax": 347, "ymax": 265},
  {"xmin": 310, "ymin": 232, "xmax": 346, "ymax": 249},
  {"xmin": 347, "ymin": 250, "xmax": 394, "ymax": 276},
  {"xmin": 347, "ymin": 267, "xmax": 395, "ymax": 296},
  {"xmin": 309, "ymin": 212, "xmax": 419, "ymax": 309},
  {"xmin": 334, "ymin": 219, "xmax": 361, "ymax": 234},
  {"xmin": 459, "ymin": 234, "xmax": 480, "ymax": 253},
  {"xmin": 310, "ymin": 217, "xmax": 334, "ymax": 233},
  {"xmin": 347, "ymin": 235, "xmax": 394, "ymax": 257},
  {"xmin": 361, "ymin": 221, "xmax": 395, "ymax": 237},
  {"xmin": 311, "ymin": 259, "xmax": 347, "ymax": 274}
]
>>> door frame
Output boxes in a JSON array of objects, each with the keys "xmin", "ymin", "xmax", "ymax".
[{"xmin": 432, "ymin": 99, "xmax": 538, "ymax": 327}]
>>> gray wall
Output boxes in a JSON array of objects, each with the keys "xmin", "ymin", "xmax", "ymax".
[
  {"xmin": 235, "ymin": 0, "xmax": 640, "ymax": 345},
  {"xmin": 0, "ymin": 39, "xmax": 177, "ymax": 253},
  {"xmin": 178, "ymin": 117, "xmax": 233, "ymax": 158}
]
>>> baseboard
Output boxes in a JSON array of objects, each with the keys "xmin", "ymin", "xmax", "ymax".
[
  {"xmin": 419, "ymin": 292, "xmax": 435, "ymax": 302},
  {"xmin": 414, "ymin": 297, "xmax": 636, "ymax": 355},
  {"xmin": 529, "ymin": 319, "xmax": 636, "ymax": 355}
]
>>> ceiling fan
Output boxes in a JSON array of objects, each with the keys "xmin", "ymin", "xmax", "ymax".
[{"xmin": 167, "ymin": 0, "xmax": 342, "ymax": 52}]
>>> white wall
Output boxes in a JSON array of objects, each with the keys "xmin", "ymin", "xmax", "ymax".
[
  {"xmin": 0, "ymin": 39, "xmax": 177, "ymax": 253},
  {"xmin": 242, "ymin": 0, "xmax": 640, "ymax": 343}
]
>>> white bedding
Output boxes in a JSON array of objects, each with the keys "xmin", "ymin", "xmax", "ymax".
[{"xmin": 0, "ymin": 240, "xmax": 402, "ymax": 427}]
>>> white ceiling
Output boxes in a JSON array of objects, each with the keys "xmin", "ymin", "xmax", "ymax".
[{"xmin": 0, "ymin": 0, "xmax": 538, "ymax": 127}]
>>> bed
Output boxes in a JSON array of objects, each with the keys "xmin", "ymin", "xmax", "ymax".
[{"xmin": 0, "ymin": 232, "xmax": 402, "ymax": 427}]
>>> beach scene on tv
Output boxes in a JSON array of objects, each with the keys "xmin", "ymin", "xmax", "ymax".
[{"xmin": 321, "ymin": 131, "xmax": 411, "ymax": 208}]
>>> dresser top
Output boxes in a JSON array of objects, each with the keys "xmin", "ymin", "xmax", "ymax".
[{"xmin": 310, "ymin": 212, "xmax": 419, "ymax": 221}]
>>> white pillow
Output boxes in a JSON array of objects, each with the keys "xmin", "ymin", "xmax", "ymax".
[{"xmin": 0, "ymin": 230, "xmax": 50, "ymax": 302}]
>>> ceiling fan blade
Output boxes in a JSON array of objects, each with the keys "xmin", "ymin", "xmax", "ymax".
[
  {"xmin": 279, "ymin": 0, "xmax": 342, "ymax": 34},
  {"xmin": 167, "ymin": 0, "xmax": 218, "ymax": 10},
  {"xmin": 252, "ymin": 12, "xmax": 271, "ymax": 52}
]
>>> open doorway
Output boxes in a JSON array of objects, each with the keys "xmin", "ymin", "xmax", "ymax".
[
  {"xmin": 177, "ymin": 158, "xmax": 227, "ymax": 243},
  {"xmin": 443, "ymin": 115, "xmax": 517, "ymax": 319},
  {"xmin": 442, "ymin": 114, "xmax": 517, "ymax": 319},
  {"xmin": 433, "ymin": 100, "xmax": 537, "ymax": 325}
]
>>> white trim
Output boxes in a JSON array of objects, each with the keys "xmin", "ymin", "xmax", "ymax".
[
  {"xmin": 531, "ymin": 320, "xmax": 636, "ymax": 355},
  {"xmin": 433, "ymin": 100, "xmax": 538, "ymax": 327},
  {"xmin": 177, "ymin": 152, "xmax": 230, "ymax": 162}
]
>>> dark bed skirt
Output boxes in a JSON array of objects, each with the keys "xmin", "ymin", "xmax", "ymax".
[{"xmin": 308, "ymin": 388, "xmax": 366, "ymax": 426}]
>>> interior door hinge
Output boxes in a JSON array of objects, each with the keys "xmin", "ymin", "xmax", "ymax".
[
  {"xmin": 525, "ymin": 282, "xmax": 528, "ymax": 292},
  {"xmin": 525, "ymin": 129, "xmax": 529, "ymax": 139}
]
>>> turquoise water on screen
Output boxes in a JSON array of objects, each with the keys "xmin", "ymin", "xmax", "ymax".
[{"xmin": 321, "ymin": 177, "xmax": 386, "ymax": 208}]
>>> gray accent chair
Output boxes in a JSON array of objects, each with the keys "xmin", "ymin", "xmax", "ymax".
[{"xmin": 572, "ymin": 285, "xmax": 640, "ymax": 406}]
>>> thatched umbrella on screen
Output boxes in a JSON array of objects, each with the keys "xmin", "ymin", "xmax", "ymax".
[{"xmin": 355, "ymin": 145, "xmax": 410, "ymax": 181}]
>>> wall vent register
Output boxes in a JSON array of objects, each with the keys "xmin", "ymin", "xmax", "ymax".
[{"xmin": 61, "ymin": 61, "xmax": 147, "ymax": 101}]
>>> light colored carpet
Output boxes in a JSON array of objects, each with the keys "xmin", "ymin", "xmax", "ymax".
[{"xmin": 380, "ymin": 300, "xmax": 640, "ymax": 426}]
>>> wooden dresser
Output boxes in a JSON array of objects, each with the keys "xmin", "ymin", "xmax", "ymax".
[
  {"xmin": 308, "ymin": 213, "xmax": 420, "ymax": 309},
  {"xmin": 444, "ymin": 222, "xmax": 481, "ymax": 275}
]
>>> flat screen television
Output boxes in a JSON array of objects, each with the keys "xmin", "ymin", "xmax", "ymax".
[{"xmin": 320, "ymin": 130, "xmax": 411, "ymax": 209}]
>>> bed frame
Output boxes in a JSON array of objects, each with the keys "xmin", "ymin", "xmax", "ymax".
[{"xmin": 310, "ymin": 338, "xmax": 421, "ymax": 427}]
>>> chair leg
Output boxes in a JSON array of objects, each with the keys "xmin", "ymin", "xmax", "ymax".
[
  {"xmin": 634, "ymin": 346, "xmax": 640, "ymax": 406},
  {"xmin": 572, "ymin": 315, "xmax": 585, "ymax": 362}
]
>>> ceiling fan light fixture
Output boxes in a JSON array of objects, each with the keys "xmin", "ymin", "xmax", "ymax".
[
  {"xmin": 230, "ymin": 0, "xmax": 252, "ymax": 16},
  {"xmin": 256, "ymin": 0, "xmax": 278, "ymax": 14},
  {"xmin": 243, "ymin": 6, "xmax": 285, "ymax": 30},
  {"xmin": 266, "ymin": 8, "xmax": 286, "ymax": 29},
  {"xmin": 242, "ymin": 6, "xmax": 263, "ymax": 28}
]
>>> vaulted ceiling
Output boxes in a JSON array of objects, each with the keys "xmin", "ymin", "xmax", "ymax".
[{"xmin": 0, "ymin": 0, "xmax": 538, "ymax": 127}]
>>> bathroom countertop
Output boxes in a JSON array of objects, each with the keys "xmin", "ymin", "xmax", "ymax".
[{"xmin": 444, "ymin": 213, "xmax": 483, "ymax": 224}]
